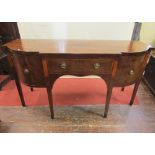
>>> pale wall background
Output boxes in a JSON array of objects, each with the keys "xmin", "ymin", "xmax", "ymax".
[
  {"xmin": 17, "ymin": 22, "xmax": 134, "ymax": 40},
  {"xmin": 140, "ymin": 22, "xmax": 155, "ymax": 46}
]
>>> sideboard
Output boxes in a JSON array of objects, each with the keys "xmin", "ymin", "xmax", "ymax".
[{"xmin": 3, "ymin": 39, "xmax": 153, "ymax": 118}]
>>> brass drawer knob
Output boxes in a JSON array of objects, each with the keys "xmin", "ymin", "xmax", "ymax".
[
  {"xmin": 129, "ymin": 69, "xmax": 134, "ymax": 75},
  {"xmin": 94, "ymin": 63, "xmax": 100, "ymax": 69},
  {"xmin": 60, "ymin": 62, "xmax": 67, "ymax": 69},
  {"xmin": 24, "ymin": 68, "xmax": 29, "ymax": 74}
]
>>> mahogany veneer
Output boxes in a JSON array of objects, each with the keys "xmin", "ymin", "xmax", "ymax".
[{"xmin": 3, "ymin": 39, "xmax": 153, "ymax": 119}]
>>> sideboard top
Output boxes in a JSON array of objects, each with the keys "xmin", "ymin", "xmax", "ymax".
[{"xmin": 4, "ymin": 39, "xmax": 151, "ymax": 54}]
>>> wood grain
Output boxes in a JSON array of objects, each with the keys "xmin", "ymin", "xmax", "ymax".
[{"xmin": 5, "ymin": 39, "xmax": 150, "ymax": 54}]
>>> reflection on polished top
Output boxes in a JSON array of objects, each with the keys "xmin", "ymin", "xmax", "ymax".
[{"xmin": 5, "ymin": 39, "xmax": 150, "ymax": 54}]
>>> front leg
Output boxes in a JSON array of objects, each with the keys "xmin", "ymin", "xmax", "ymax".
[
  {"xmin": 46, "ymin": 75, "xmax": 60, "ymax": 119},
  {"xmin": 14, "ymin": 73, "xmax": 26, "ymax": 107},
  {"xmin": 129, "ymin": 80, "xmax": 141, "ymax": 106},
  {"xmin": 46, "ymin": 85, "xmax": 54, "ymax": 119},
  {"xmin": 104, "ymin": 84, "xmax": 113, "ymax": 118}
]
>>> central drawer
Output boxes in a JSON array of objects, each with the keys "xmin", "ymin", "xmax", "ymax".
[{"xmin": 47, "ymin": 58, "xmax": 114, "ymax": 75}]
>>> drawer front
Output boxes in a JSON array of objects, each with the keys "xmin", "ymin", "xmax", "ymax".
[{"xmin": 47, "ymin": 58, "xmax": 114, "ymax": 75}]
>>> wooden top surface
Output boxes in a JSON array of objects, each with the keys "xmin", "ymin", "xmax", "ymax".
[{"xmin": 4, "ymin": 39, "xmax": 151, "ymax": 54}]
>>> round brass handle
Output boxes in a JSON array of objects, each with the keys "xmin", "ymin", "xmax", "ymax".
[
  {"xmin": 60, "ymin": 62, "xmax": 67, "ymax": 69},
  {"xmin": 24, "ymin": 68, "xmax": 29, "ymax": 74},
  {"xmin": 94, "ymin": 63, "xmax": 100, "ymax": 69},
  {"xmin": 129, "ymin": 69, "xmax": 134, "ymax": 75}
]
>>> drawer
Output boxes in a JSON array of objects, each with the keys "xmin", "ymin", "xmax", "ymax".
[{"xmin": 47, "ymin": 58, "xmax": 114, "ymax": 75}]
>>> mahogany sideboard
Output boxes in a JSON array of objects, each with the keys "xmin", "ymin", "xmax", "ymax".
[{"xmin": 3, "ymin": 39, "xmax": 153, "ymax": 119}]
